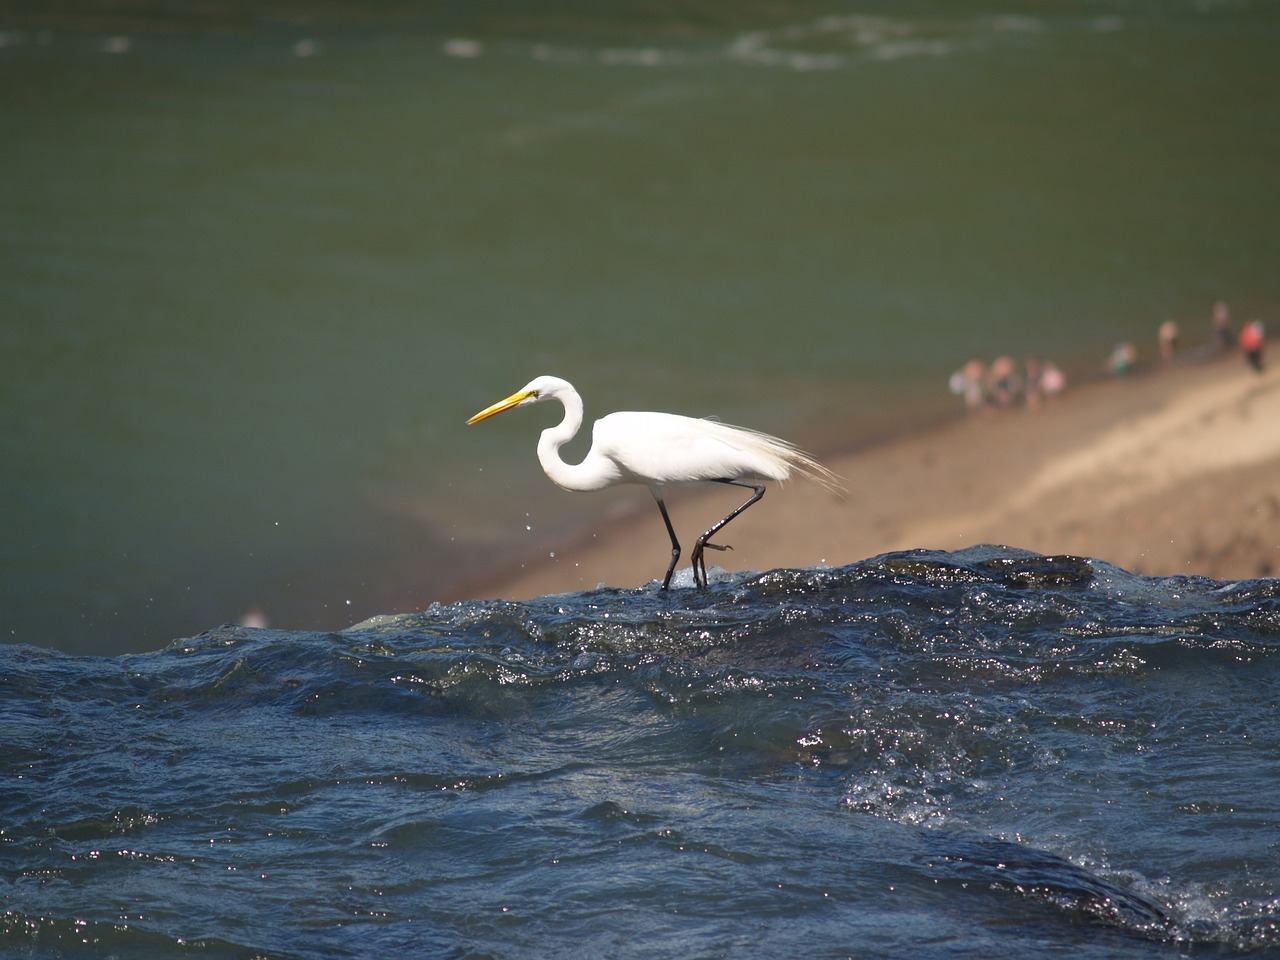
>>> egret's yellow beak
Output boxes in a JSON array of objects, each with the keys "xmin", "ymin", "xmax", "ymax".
[{"xmin": 466, "ymin": 389, "xmax": 536, "ymax": 425}]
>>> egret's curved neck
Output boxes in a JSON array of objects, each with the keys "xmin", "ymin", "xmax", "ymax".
[{"xmin": 536, "ymin": 390, "xmax": 588, "ymax": 490}]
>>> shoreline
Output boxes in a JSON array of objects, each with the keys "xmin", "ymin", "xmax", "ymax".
[{"xmin": 447, "ymin": 351, "xmax": 1279, "ymax": 602}]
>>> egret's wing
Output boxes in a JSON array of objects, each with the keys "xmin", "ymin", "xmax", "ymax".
[{"xmin": 593, "ymin": 412, "xmax": 841, "ymax": 491}]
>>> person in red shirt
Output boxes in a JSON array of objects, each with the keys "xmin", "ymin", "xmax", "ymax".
[{"xmin": 1240, "ymin": 320, "xmax": 1265, "ymax": 373}]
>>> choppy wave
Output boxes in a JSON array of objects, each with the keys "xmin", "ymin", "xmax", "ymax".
[{"xmin": 3, "ymin": 547, "xmax": 1279, "ymax": 958}]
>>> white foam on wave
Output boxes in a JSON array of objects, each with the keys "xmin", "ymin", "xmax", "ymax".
[{"xmin": 495, "ymin": 12, "xmax": 1054, "ymax": 74}]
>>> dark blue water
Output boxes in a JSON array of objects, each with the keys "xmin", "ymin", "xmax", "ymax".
[{"xmin": 4, "ymin": 547, "xmax": 1278, "ymax": 959}]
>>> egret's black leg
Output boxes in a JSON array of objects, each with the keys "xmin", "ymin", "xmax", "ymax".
[
  {"xmin": 690, "ymin": 480, "xmax": 766, "ymax": 589},
  {"xmin": 653, "ymin": 493, "xmax": 682, "ymax": 590}
]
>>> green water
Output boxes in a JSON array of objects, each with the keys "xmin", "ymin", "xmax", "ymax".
[{"xmin": 3, "ymin": 1, "xmax": 1278, "ymax": 653}]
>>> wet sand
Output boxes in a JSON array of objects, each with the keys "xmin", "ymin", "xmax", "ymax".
[{"xmin": 454, "ymin": 354, "xmax": 1279, "ymax": 600}]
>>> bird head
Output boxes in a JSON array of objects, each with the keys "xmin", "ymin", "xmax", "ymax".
[{"xmin": 466, "ymin": 376, "xmax": 568, "ymax": 425}]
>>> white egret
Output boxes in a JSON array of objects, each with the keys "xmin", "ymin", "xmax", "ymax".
[{"xmin": 466, "ymin": 375, "xmax": 842, "ymax": 590}]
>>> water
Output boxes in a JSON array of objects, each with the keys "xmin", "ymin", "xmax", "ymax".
[
  {"xmin": 3, "ymin": 1, "xmax": 1280, "ymax": 654},
  {"xmin": 3, "ymin": 547, "xmax": 1279, "ymax": 958}
]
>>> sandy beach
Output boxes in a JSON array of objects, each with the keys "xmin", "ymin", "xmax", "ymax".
[{"xmin": 455, "ymin": 353, "xmax": 1279, "ymax": 601}]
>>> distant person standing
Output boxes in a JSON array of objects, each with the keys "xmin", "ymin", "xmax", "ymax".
[
  {"xmin": 1109, "ymin": 342, "xmax": 1137, "ymax": 376},
  {"xmin": 1211, "ymin": 301, "xmax": 1233, "ymax": 352},
  {"xmin": 1024, "ymin": 356, "xmax": 1044, "ymax": 408},
  {"xmin": 1240, "ymin": 320, "xmax": 1266, "ymax": 373},
  {"xmin": 1158, "ymin": 319, "xmax": 1179, "ymax": 361},
  {"xmin": 1040, "ymin": 362, "xmax": 1066, "ymax": 400},
  {"xmin": 949, "ymin": 359, "xmax": 988, "ymax": 415},
  {"xmin": 988, "ymin": 355, "xmax": 1021, "ymax": 408}
]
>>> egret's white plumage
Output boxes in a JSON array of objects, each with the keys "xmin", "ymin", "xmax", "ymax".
[{"xmin": 467, "ymin": 375, "xmax": 841, "ymax": 589}]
